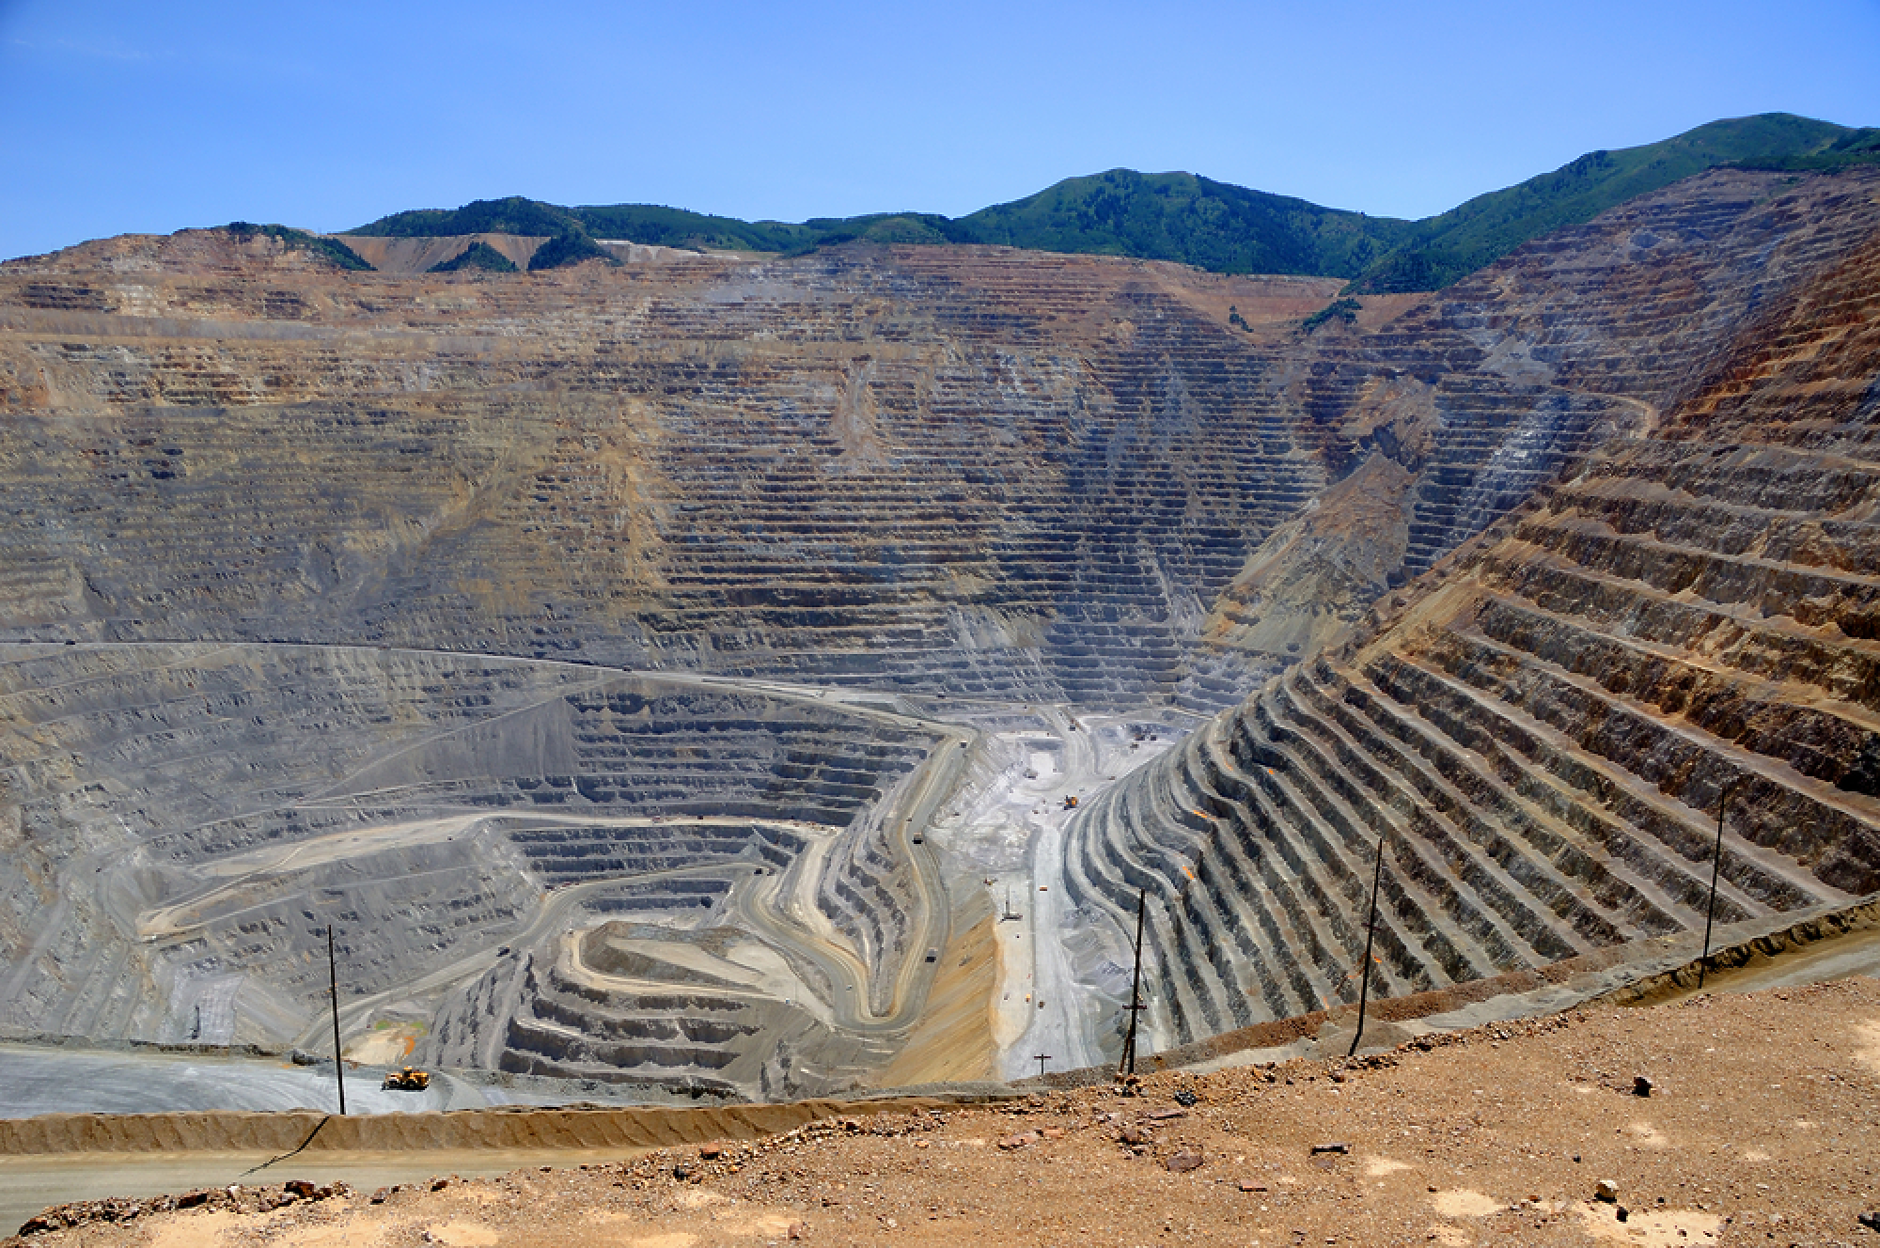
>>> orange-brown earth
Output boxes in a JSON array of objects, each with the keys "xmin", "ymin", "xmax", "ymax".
[{"xmin": 7, "ymin": 975, "xmax": 1876, "ymax": 1247}]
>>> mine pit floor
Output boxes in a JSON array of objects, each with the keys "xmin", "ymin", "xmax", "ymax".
[
  {"xmin": 912, "ymin": 701, "xmax": 1190, "ymax": 1076},
  {"xmin": 0, "ymin": 1045, "xmax": 588, "ymax": 1119}
]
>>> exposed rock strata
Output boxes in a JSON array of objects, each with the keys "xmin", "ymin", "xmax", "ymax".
[
  {"xmin": 22, "ymin": 177, "xmax": 1867, "ymax": 710},
  {"xmin": 1075, "ymin": 170, "xmax": 1880, "ymax": 1049},
  {"xmin": 3, "ymin": 168, "xmax": 1879, "ymax": 1088},
  {"xmin": 0, "ymin": 644, "xmax": 941, "ymax": 1097}
]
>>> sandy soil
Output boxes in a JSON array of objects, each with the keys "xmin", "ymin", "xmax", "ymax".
[{"xmin": 9, "ymin": 976, "xmax": 1875, "ymax": 1246}]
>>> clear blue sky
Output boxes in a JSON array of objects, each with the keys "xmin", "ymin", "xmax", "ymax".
[{"xmin": 3, "ymin": 0, "xmax": 1877, "ymax": 260}]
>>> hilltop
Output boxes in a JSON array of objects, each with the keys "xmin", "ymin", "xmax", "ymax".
[
  {"xmin": 1352, "ymin": 112, "xmax": 1880, "ymax": 290},
  {"xmin": 346, "ymin": 112, "xmax": 1880, "ymax": 287}
]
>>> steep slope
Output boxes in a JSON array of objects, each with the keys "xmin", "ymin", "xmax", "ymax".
[
  {"xmin": 1074, "ymin": 169, "xmax": 1880, "ymax": 1050},
  {"xmin": 1354, "ymin": 112, "xmax": 1880, "ymax": 292},
  {"xmin": 1201, "ymin": 167, "xmax": 1880, "ymax": 659},
  {"xmin": 0, "ymin": 228, "xmax": 1356, "ymax": 710},
  {"xmin": 0, "ymin": 641, "xmax": 951, "ymax": 1099},
  {"xmin": 10, "ymin": 170, "xmax": 1874, "ymax": 712}
]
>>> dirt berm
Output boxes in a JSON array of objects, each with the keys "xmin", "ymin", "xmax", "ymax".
[
  {"xmin": 1596, "ymin": 893, "xmax": 1880, "ymax": 1007},
  {"xmin": 0, "ymin": 1097, "xmax": 970, "ymax": 1156}
]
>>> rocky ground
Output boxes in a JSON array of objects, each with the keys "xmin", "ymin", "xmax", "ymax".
[{"xmin": 6, "ymin": 976, "xmax": 1876, "ymax": 1247}]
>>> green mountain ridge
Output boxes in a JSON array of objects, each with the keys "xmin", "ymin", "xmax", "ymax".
[
  {"xmin": 1353, "ymin": 113, "xmax": 1880, "ymax": 292},
  {"xmin": 342, "ymin": 113, "xmax": 1879, "ymax": 288},
  {"xmin": 953, "ymin": 170, "xmax": 1418, "ymax": 277}
]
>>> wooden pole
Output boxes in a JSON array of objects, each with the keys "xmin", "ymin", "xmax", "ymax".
[
  {"xmin": 1348, "ymin": 831, "xmax": 1388, "ymax": 1058},
  {"xmin": 327, "ymin": 926, "xmax": 347, "ymax": 1116},
  {"xmin": 1120, "ymin": 889, "xmax": 1147, "ymax": 1077},
  {"xmin": 1698, "ymin": 784, "xmax": 1732, "ymax": 991},
  {"xmin": 1035, "ymin": 1053, "xmax": 1052, "ymax": 1079}
]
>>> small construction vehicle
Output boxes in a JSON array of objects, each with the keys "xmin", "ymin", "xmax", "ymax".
[
  {"xmin": 382, "ymin": 1066, "xmax": 431, "ymax": 1092},
  {"xmin": 1061, "ymin": 795, "xmax": 1079, "ymax": 810}
]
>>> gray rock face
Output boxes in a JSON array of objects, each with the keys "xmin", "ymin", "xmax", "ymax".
[{"xmin": 0, "ymin": 644, "xmax": 944, "ymax": 1098}]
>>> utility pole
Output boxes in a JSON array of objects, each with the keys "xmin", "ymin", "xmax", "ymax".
[
  {"xmin": 1697, "ymin": 784, "xmax": 1733, "ymax": 991},
  {"xmin": 1034, "ymin": 1053, "xmax": 1052, "ymax": 1079},
  {"xmin": 327, "ymin": 926, "xmax": 347, "ymax": 1116},
  {"xmin": 1120, "ymin": 889, "xmax": 1147, "ymax": 1077},
  {"xmin": 1348, "ymin": 830, "xmax": 1388, "ymax": 1058}
]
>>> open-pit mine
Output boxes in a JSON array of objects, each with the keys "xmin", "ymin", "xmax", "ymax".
[{"xmin": 1, "ymin": 165, "xmax": 1878, "ymax": 1114}]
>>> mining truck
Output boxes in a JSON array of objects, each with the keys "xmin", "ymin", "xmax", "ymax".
[{"xmin": 382, "ymin": 1066, "xmax": 431, "ymax": 1091}]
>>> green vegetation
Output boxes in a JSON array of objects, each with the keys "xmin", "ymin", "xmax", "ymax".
[
  {"xmin": 571, "ymin": 204, "xmax": 818, "ymax": 252},
  {"xmin": 1351, "ymin": 114, "xmax": 1880, "ymax": 292},
  {"xmin": 223, "ymin": 222, "xmax": 374, "ymax": 271},
  {"xmin": 950, "ymin": 170, "xmax": 1417, "ymax": 276},
  {"xmin": 1731, "ymin": 122, "xmax": 1880, "ymax": 172},
  {"xmin": 360, "ymin": 199, "xmax": 827, "ymax": 254},
  {"xmin": 428, "ymin": 241, "xmax": 518, "ymax": 274},
  {"xmin": 347, "ymin": 179, "xmax": 1415, "ymax": 279},
  {"xmin": 526, "ymin": 231, "xmax": 616, "ymax": 271},
  {"xmin": 799, "ymin": 212, "xmax": 961, "ymax": 248},
  {"xmin": 348, "ymin": 196, "xmax": 585, "ymax": 240},
  {"xmin": 342, "ymin": 114, "xmax": 1879, "ymax": 293},
  {"xmin": 342, "ymin": 179, "xmax": 1414, "ymax": 279},
  {"xmin": 1301, "ymin": 297, "xmax": 1362, "ymax": 331}
]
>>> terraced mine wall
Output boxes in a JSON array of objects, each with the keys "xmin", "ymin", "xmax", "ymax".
[
  {"xmin": 1071, "ymin": 169, "xmax": 1880, "ymax": 1051},
  {"xmin": 0, "ymin": 643, "xmax": 947, "ymax": 1098},
  {"xmin": 0, "ymin": 239, "xmax": 1348, "ymax": 712},
  {"xmin": 13, "ymin": 179, "xmax": 1858, "ymax": 712},
  {"xmin": 5, "ymin": 165, "xmax": 1880, "ymax": 1092}
]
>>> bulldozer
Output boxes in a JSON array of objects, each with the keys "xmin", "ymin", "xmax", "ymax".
[{"xmin": 382, "ymin": 1066, "xmax": 431, "ymax": 1092}]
